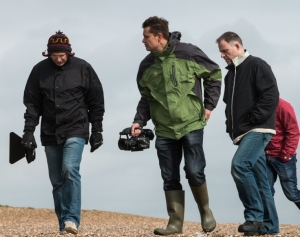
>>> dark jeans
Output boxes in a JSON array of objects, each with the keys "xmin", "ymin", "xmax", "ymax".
[
  {"xmin": 155, "ymin": 129, "xmax": 206, "ymax": 191},
  {"xmin": 266, "ymin": 155, "xmax": 300, "ymax": 209}
]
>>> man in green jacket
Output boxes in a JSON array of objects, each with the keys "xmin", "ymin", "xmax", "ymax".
[{"xmin": 131, "ymin": 16, "xmax": 222, "ymax": 235}]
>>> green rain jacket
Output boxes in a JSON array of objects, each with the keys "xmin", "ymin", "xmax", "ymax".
[{"xmin": 133, "ymin": 32, "xmax": 222, "ymax": 140}]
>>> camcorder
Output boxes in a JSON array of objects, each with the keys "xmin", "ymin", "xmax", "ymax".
[{"xmin": 118, "ymin": 127, "xmax": 154, "ymax": 152}]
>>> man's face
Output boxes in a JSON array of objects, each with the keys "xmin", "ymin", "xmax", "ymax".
[
  {"xmin": 50, "ymin": 52, "xmax": 68, "ymax": 66},
  {"xmin": 218, "ymin": 40, "xmax": 240, "ymax": 65},
  {"xmin": 142, "ymin": 27, "xmax": 160, "ymax": 52}
]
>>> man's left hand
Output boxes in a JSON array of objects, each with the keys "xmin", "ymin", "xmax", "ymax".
[
  {"xmin": 205, "ymin": 109, "xmax": 211, "ymax": 121},
  {"xmin": 90, "ymin": 132, "xmax": 103, "ymax": 152}
]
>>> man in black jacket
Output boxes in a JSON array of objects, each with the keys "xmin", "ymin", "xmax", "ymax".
[
  {"xmin": 216, "ymin": 32, "xmax": 279, "ymax": 236},
  {"xmin": 22, "ymin": 31, "xmax": 105, "ymax": 235}
]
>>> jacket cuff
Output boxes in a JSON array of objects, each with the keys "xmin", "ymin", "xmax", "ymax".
[
  {"xmin": 204, "ymin": 104, "xmax": 214, "ymax": 111},
  {"xmin": 279, "ymin": 153, "xmax": 291, "ymax": 162},
  {"xmin": 24, "ymin": 119, "xmax": 36, "ymax": 133},
  {"xmin": 91, "ymin": 121, "xmax": 103, "ymax": 132},
  {"xmin": 132, "ymin": 120, "xmax": 144, "ymax": 128}
]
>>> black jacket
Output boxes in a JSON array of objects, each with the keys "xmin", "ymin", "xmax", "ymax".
[
  {"xmin": 23, "ymin": 56, "xmax": 104, "ymax": 146},
  {"xmin": 223, "ymin": 52, "xmax": 279, "ymax": 144}
]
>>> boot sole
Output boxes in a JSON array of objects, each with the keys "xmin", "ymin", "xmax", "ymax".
[
  {"xmin": 202, "ymin": 221, "xmax": 216, "ymax": 233},
  {"xmin": 154, "ymin": 229, "xmax": 182, "ymax": 235},
  {"xmin": 238, "ymin": 223, "xmax": 264, "ymax": 233},
  {"xmin": 203, "ymin": 227, "xmax": 216, "ymax": 233},
  {"xmin": 244, "ymin": 231, "xmax": 260, "ymax": 236},
  {"xmin": 64, "ymin": 227, "xmax": 78, "ymax": 235}
]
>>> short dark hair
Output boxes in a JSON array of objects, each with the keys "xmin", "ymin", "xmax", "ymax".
[
  {"xmin": 142, "ymin": 16, "xmax": 169, "ymax": 40},
  {"xmin": 216, "ymin": 31, "xmax": 243, "ymax": 45}
]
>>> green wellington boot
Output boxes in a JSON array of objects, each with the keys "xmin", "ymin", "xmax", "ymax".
[
  {"xmin": 190, "ymin": 182, "xmax": 216, "ymax": 232},
  {"xmin": 154, "ymin": 190, "xmax": 185, "ymax": 236}
]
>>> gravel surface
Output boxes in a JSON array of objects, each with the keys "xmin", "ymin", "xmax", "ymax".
[{"xmin": 0, "ymin": 206, "xmax": 299, "ymax": 237}]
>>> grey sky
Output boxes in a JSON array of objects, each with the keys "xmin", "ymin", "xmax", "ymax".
[{"xmin": 1, "ymin": 0, "xmax": 299, "ymax": 226}]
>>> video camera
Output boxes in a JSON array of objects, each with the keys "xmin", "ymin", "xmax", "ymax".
[{"xmin": 118, "ymin": 127, "xmax": 154, "ymax": 152}]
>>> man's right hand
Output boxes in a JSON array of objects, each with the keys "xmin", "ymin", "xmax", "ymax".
[
  {"xmin": 131, "ymin": 123, "xmax": 142, "ymax": 137},
  {"xmin": 90, "ymin": 132, "xmax": 103, "ymax": 152},
  {"xmin": 21, "ymin": 132, "xmax": 37, "ymax": 149}
]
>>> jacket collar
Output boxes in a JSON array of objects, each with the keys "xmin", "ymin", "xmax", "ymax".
[
  {"xmin": 49, "ymin": 55, "xmax": 72, "ymax": 69},
  {"xmin": 225, "ymin": 50, "xmax": 250, "ymax": 71},
  {"xmin": 232, "ymin": 50, "xmax": 250, "ymax": 67}
]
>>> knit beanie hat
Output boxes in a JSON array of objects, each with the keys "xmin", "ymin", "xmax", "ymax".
[{"xmin": 42, "ymin": 30, "xmax": 75, "ymax": 56}]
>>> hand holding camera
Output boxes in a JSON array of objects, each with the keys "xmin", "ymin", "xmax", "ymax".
[
  {"xmin": 118, "ymin": 126, "xmax": 154, "ymax": 152},
  {"xmin": 131, "ymin": 123, "xmax": 142, "ymax": 137}
]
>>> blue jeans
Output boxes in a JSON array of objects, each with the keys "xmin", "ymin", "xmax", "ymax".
[
  {"xmin": 155, "ymin": 129, "xmax": 206, "ymax": 191},
  {"xmin": 45, "ymin": 137, "xmax": 85, "ymax": 231},
  {"xmin": 231, "ymin": 132, "xmax": 279, "ymax": 234},
  {"xmin": 266, "ymin": 155, "xmax": 300, "ymax": 209}
]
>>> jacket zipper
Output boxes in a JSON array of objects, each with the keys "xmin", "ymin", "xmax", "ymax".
[
  {"xmin": 171, "ymin": 65, "xmax": 178, "ymax": 87},
  {"xmin": 231, "ymin": 66, "xmax": 237, "ymax": 139}
]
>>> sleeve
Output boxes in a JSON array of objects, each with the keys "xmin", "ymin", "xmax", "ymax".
[
  {"xmin": 191, "ymin": 45, "xmax": 222, "ymax": 111},
  {"xmin": 85, "ymin": 64, "xmax": 105, "ymax": 132},
  {"xmin": 133, "ymin": 59, "xmax": 152, "ymax": 126},
  {"xmin": 279, "ymin": 101, "xmax": 299, "ymax": 159},
  {"xmin": 23, "ymin": 66, "xmax": 42, "ymax": 132},
  {"xmin": 249, "ymin": 60, "xmax": 279, "ymax": 125},
  {"xmin": 133, "ymin": 96, "xmax": 151, "ymax": 127}
]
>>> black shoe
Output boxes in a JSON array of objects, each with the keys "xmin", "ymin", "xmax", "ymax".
[{"xmin": 238, "ymin": 221, "xmax": 264, "ymax": 233}]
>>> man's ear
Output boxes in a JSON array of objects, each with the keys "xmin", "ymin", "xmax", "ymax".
[
  {"xmin": 235, "ymin": 43, "xmax": 242, "ymax": 51},
  {"xmin": 157, "ymin": 33, "xmax": 163, "ymax": 41}
]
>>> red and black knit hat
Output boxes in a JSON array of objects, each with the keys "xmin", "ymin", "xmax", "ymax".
[{"xmin": 42, "ymin": 30, "xmax": 75, "ymax": 56}]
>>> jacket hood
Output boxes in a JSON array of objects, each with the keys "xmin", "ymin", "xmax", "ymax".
[{"xmin": 168, "ymin": 31, "xmax": 181, "ymax": 47}]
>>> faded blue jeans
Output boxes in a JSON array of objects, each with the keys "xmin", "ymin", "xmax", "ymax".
[
  {"xmin": 266, "ymin": 155, "xmax": 300, "ymax": 209},
  {"xmin": 45, "ymin": 137, "xmax": 85, "ymax": 231},
  {"xmin": 231, "ymin": 132, "xmax": 279, "ymax": 235},
  {"xmin": 155, "ymin": 129, "xmax": 206, "ymax": 191}
]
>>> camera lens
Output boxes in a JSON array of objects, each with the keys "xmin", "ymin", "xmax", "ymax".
[{"xmin": 118, "ymin": 138, "xmax": 131, "ymax": 150}]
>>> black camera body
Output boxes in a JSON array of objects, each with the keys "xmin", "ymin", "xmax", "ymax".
[{"xmin": 118, "ymin": 127, "xmax": 154, "ymax": 151}]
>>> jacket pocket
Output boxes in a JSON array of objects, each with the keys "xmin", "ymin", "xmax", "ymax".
[
  {"xmin": 233, "ymin": 113, "xmax": 252, "ymax": 138},
  {"xmin": 175, "ymin": 94, "xmax": 202, "ymax": 124}
]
